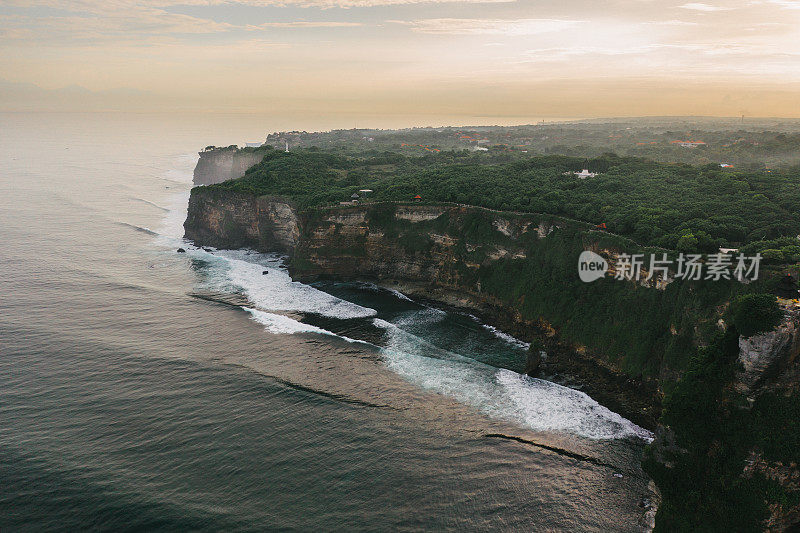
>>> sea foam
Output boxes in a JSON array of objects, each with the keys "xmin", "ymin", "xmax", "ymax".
[
  {"xmin": 374, "ymin": 318, "xmax": 652, "ymax": 441},
  {"xmin": 217, "ymin": 250, "xmax": 377, "ymax": 320},
  {"xmin": 244, "ymin": 307, "xmax": 336, "ymax": 335}
]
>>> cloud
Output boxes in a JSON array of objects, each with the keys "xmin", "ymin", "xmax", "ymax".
[
  {"xmin": 516, "ymin": 45, "xmax": 658, "ymax": 63},
  {"xmin": 251, "ymin": 21, "xmax": 362, "ymax": 27},
  {"xmin": 4, "ymin": 0, "xmax": 517, "ymax": 9},
  {"xmin": 0, "ymin": 9, "xmax": 239, "ymax": 43},
  {"xmin": 764, "ymin": 0, "xmax": 800, "ymax": 8},
  {"xmin": 677, "ymin": 3, "xmax": 733, "ymax": 11},
  {"xmin": 0, "ymin": 4, "xmax": 365, "ymax": 46},
  {"xmin": 643, "ymin": 19, "xmax": 700, "ymax": 26},
  {"xmin": 392, "ymin": 18, "xmax": 583, "ymax": 35}
]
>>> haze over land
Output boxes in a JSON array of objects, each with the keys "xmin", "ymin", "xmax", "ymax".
[{"xmin": 1, "ymin": 0, "xmax": 799, "ymax": 119}]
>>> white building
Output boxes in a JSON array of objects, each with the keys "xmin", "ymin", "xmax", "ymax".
[{"xmin": 572, "ymin": 169, "xmax": 597, "ymax": 179}]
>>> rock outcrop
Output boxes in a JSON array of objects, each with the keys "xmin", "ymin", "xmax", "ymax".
[
  {"xmin": 193, "ymin": 148, "xmax": 265, "ymax": 185},
  {"xmin": 737, "ymin": 307, "xmax": 800, "ymax": 398},
  {"xmin": 184, "ymin": 190, "xmax": 299, "ymax": 253}
]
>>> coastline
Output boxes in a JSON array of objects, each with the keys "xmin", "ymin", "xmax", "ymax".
[{"xmin": 295, "ymin": 273, "xmax": 662, "ymax": 431}]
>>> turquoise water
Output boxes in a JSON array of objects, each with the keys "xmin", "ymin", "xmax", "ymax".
[{"xmin": 0, "ymin": 113, "xmax": 655, "ymax": 531}]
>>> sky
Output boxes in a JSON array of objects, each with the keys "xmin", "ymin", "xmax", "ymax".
[{"xmin": 1, "ymin": 0, "xmax": 799, "ymax": 120}]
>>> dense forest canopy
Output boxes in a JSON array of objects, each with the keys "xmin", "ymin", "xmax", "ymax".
[{"xmin": 207, "ymin": 148, "xmax": 800, "ymax": 253}]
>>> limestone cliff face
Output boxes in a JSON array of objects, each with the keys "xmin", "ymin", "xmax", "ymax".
[
  {"xmin": 737, "ymin": 307, "xmax": 800, "ymax": 398},
  {"xmin": 184, "ymin": 189, "xmax": 299, "ymax": 253},
  {"xmin": 184, "ymin": 192, "xmax": 563, "ymax": 310},
  {"xmin": 193, "ymin": 148, "xmax": 264, "ymax": 185},
  {"xmin": 293, "ymin": 204, "xmax": 557, "ymax": 293}
]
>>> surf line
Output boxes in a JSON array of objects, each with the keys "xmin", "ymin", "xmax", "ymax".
[
  {"xmin": 269, "ymin": 375, "xmax": 399, "ymax": 410},
  {"xmin": 484, "ymin": 433, "xmax": 623, "ymax": 471},
  {"xmin": 224, "ymin": 360, "xmax": 400, "ymax": 411}
]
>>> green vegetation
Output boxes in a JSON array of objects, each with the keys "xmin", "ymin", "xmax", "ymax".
[
  {"xmin": 730, "ymin": 294, "xmax": 783, "ymax": 338},
  {"xmin": 207, "ymin": 149, "xmax": 800, "ymax": 253},
  {"xmin": 644, "ymin": 324, "xmax": 800, "ymax": 532},
  {"xmin": 294, "ymin": 203, "xmax": 763, "ymax": 379}
]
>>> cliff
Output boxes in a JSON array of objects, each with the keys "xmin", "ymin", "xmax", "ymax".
[
  {"xmin": 184, "ymin": 185, "xmax": 800, "ymax": 530},
  {"xmin": 185, "ymin": 190, "xmax": 701, "ymax": 423},
  {"xmin": 737, "ymin": 307, "xmax": 800, "ymax": 398},
  {"xmin": 193, "ymin": 147, "xmax": 265, "ymax": 185},
  {"xmin": 184, "ymin": 189, "xmax": 299, "ymax": 253}
]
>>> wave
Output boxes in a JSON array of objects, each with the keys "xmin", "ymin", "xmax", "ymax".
[
  {"xmin": 483, "ymin": 433, "xmax": 619, "ymax": 469},
  {"xmin": 129, "ymin": 197, "xmax": 169, "ymax": 212},
  {"xmin": 243, "ymin": 308, "xmax": 371, "ymax": 350},
  {"xmin": 387, "ymin": 288, "xmax": 413, "ymax": 302},
  {"xmin": 373, "ymin": 318, "xmax": 652, "ymax": 442},
  {"xmin": 351, "ymin": 281, "xmax": 415, "ymax": 303},
  {"xmin": 480, "ymin": 324, "xmax": 531, "ymax": 350},
  {"xmin": 117, "ymin": 222, "xmax": 158, "ymax": 236},
  {"xmin": 244, "ymin": 307, "xmax": 338, "ymax": 335},
  {"xmin": 216, "ymin": 250, "xmax": 376, "ymax": 320}
]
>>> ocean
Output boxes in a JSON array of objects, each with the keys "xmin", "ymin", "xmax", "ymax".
[{"xmin": 0, "ymin": 112, "xmax": 656, "ymax": 532}]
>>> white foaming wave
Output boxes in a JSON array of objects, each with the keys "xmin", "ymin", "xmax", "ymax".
[
  {"xmin": 245, "ymin": 308, "xmax": 371, "ymax": 346},
  {"xmin": 218, "ymin": 250, "xmax": 376, "ymax": 320},
  {"xmin": 392, "ymin": 308, "xmax": 446, "ymax": 330},
  {"xmin": 387, "ymin": 288, "xmax": 413, "ymax": 302},
  {"xmin": 153, "ymin": 196, "xmax": 374, "ymax": 320},
  {"xmin": 244, "ymin": 307, "xmax": 335, "ymax": 335},
  {"xmin": 354, "ymin": 281, "xmax": 414, "ymax": 303},
  {"xmin": 496, "ymin": 370, "xmax": 653, "ymax": 441},
  {"xmin": 373, "ymin": 318, "xmax": 652, "ymax": 442},
  {"xmin": 481, "ymin": 324, "xmax": 531, "ymax": 350}
]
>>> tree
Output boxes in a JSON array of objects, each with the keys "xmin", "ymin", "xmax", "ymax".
[
  {"xmin": 677, "ymin": 232, "xmax": 699, "ymax": 253},
  {"xmin": 730, "ymin": 294, "xmax": 783, "ymax": 338}
]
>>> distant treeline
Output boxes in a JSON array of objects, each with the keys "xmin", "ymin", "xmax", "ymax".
[{"xmin": 260, "ymin": 120, "xmax": 800, "ymax": 169}]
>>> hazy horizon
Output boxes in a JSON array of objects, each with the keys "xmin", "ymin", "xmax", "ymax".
[{"xmin": 2, "ymin": 0, "xmax": 799, "ymax": 119}]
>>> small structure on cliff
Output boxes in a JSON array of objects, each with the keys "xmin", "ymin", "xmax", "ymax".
[{"xmin": 572, "ymin": 168, "xmax": 597, "ymax": 179}]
